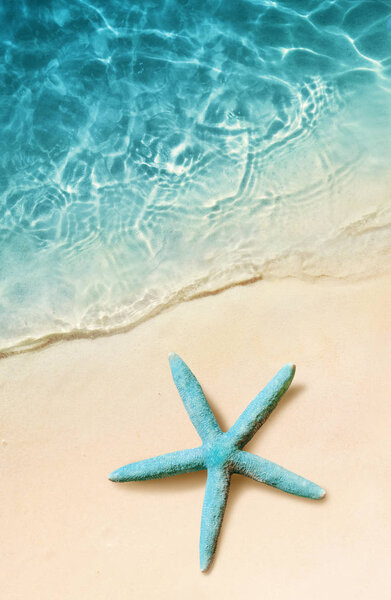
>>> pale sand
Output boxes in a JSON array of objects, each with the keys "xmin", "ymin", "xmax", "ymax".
[{"xmin": 1, "ymin": 275, "xmax": 391, "ymax": 599}]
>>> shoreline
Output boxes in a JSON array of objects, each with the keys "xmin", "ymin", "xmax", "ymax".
[
  {"xmin": 2, "ymin": 264, "xmax": 391, "ymax": 361},
  {"xmin": 2, "ymin": 274, "xmax": 391, "ymax": 598}
]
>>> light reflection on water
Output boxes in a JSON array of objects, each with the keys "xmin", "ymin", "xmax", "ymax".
[{"xmin": 0, "ymin": 0, "xmax": 391, "ymax": 352}]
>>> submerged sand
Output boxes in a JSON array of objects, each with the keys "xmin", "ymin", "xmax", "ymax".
[{"xmin": 1, "ymin": 275, "xmax": 391, "ymax": 599}]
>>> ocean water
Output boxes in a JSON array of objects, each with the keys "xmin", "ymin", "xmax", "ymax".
[{"xmin": 1, "ymin": 0, "xmax": 391, "ymax": 354}]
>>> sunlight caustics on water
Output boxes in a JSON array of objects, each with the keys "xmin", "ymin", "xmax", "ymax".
[{"xmin": 1, "ymin": 0, "xmax": 391, "ymax": 354}]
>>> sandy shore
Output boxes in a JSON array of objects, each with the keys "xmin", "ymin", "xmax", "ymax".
[{"xmin": 2, "ymin": 275, "xmax": 391, "ymax": 599}]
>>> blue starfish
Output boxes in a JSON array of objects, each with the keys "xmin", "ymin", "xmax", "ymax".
[{"xmin": 109, "ymin": 354, "xmax": 325, "ymax": 571}]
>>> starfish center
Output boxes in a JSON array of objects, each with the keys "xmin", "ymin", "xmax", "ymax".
[{"xmin": 204, "ymin": 434, "xmax": 236, "ymax": 469}]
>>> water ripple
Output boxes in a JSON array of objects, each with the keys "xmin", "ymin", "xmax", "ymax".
[{"xmin": 1, "ymin": 0, "xmax": 391, "ymax": 353}]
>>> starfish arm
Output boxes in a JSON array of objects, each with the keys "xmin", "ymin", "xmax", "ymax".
[
  {"xmin": 199, "ymin": 467, "xmax": 231, "ymax": 571},
  {"xmin": 108, "ymin": 447, "xmax": 205, "ymax": 482},
  {"xmin": 169, "ymin": 353, "xmax": 222, "ymax": 443},
  {"xmin": 225, "ymin": 363, "xmax": 296, "ymax": 448},
  {"xmin": 233, "ymin": 450, "xmax": 325, "ymax": 499}
]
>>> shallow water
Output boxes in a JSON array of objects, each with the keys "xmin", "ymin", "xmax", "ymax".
[{"xmin": 1, "ymin": 0, "xmax": 391, "ymax": 353}]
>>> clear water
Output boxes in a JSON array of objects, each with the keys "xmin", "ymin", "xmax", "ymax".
[{"xmin": 1, "ymin": 0, "xmax": 391, "ymax": 353}]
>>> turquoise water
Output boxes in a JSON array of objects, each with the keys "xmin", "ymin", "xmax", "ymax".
[{"xmin": 1, "ymin": 1, "xmax": 391, "ymax": 353}]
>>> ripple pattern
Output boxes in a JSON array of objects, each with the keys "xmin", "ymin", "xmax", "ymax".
[{"xmin": 1, "ymin": 0, "xmax": 391, "ymax": 353}]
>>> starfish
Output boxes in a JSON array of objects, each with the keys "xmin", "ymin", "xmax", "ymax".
[{"xmin": 109, "ymin": 354, "xmax": 325, "ymax": 571}]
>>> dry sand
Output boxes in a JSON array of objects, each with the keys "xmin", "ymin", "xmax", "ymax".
[{"xmin": 1, "ymin": 275, "xmax": 391, "ymax": 599}]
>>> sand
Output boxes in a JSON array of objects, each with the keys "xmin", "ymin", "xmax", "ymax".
[{"xmin": 1, "ymin": 275, "xmax": 391, "ymax": 599}]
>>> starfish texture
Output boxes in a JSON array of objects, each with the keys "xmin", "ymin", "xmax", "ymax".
[{"xmin": 109, "ymin": 354, "xmax": 325, "ymax": 571}]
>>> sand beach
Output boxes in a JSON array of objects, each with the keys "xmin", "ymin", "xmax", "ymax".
[{"xmin": 2, "ymin": 274, "xmax": 391, "ymax": 599}]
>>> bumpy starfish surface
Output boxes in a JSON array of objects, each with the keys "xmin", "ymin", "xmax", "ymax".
[{"xmin": 109, "ymin": 354, "xmax": 325, "ymax": 571}]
